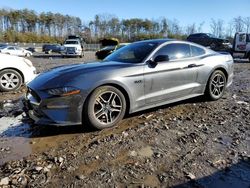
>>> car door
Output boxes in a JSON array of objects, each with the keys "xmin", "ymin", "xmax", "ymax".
[
  {"xmin": 144, "ymin": 43, "xmax": 200, "ymax": 105},
  {"xmin": 234, "ymin": 33, "xmax": 247, "ymax": 52},
  {"xmin": 7, "ymin": 46, "xmax": 15, "ymax": 55},
  {"xmin": 16, "ymin": 47, "xmax": 24, "ymax": 56}
]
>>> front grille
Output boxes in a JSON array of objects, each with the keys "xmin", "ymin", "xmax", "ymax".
[{"xmin": 66, "ymin": 47, "xmax": 76, "ymax": 53}]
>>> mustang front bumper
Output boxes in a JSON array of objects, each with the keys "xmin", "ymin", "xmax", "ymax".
[{"xmin": 23, "ymin": 88, "xmax": 84, "ymax": 126}]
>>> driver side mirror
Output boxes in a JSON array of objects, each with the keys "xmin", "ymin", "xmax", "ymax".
[{"xmin": 154, "ymin": 55, "xmax": 169, "ymax": 63}]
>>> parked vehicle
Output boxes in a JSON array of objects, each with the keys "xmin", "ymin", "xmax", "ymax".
[
  {"xmin": 0, "ymin": 53, "xmax": 36, "ymax": 91},
  {"xmin": 0, "ymin": 44, "xmax": 7, "ymax": 48},
  {"xmin": 95, "ymin": 43, "xmax": 129, "ymax": 60},
  {"xmin": 0, "ymin": 46, "xmax": 32, "ymax": 57},
  {"xmin": 62, "ymin": 35, "xmax": 84, "ymax": 58},
  {"xmin": 26, "ymin": 47, "xmax": 37, "ymax": 53},
  {"xmin": 42, "ymin": 44, "xmax": 64, "ymax": 54},
  {"xmin": 187, "ymin": 33, "xmax": 231, "ymax": 51},
  {"xmin": 24, "ymin": 39, "xmax": 233, "ymax": 130},
  {"xmin": 231, "ymin": 32, "xmax": 250, "ymax": 61}
]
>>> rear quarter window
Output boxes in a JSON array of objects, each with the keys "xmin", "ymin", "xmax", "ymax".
[{"xmin": 191, "ymin": 45, "xmax": 205, "ymax": 57}]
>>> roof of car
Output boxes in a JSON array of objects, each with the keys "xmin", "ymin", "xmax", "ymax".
[{"xmin": 134, "ymin": 38, "xmax": 174, "ymax": 45}]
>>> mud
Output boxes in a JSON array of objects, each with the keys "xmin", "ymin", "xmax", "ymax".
[{"xmin": 0, "ymin": 56, "xmax": 249, "ymax": 187}]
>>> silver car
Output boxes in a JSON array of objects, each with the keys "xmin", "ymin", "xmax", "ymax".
[{"xmin": 24, "ymin": 39, "xmax": 234, "ymax": 129}]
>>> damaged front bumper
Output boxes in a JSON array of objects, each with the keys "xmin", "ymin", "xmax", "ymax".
[{"xmin": 22, "ymin": 88, "xmax": 84, "ymax": 126}]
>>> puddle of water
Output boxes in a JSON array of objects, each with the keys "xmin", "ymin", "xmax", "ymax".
[
  {"xmin": 0, "ymin": 115, "xmax": 24, "ymax": 135},
  {"xmin": 198, "ymin": 160, "xmax": 250, "ymax": 188},
  {"xmin": 218, "ymin": 135, "xmax": 233, "ymax": 146},
  {"xmin": 0, "ymin": 137, "xmax": 31, "ymax": 165},
  {"xmin": 0, "ymin": 115, "xmax": 83, "ymax": 165}
]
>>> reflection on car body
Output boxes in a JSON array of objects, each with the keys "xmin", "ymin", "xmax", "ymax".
[{"xmin": 95, "ymin": 43, "xmax": 130, "ymax": 60}]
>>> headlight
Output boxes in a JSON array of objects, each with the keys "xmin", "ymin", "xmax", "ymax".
[
  {"xmin": 47, "ymin": 87, "xmax": 80, "ymax": 96},
  {"xmin": 23, "ymin": 58, "xmax": 33, "ymax": 67}
]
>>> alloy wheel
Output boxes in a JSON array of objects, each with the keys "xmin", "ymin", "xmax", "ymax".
[
  {"xmin": 0, "ymin": 72, "xmax": 20, "ymax": 90},
  {"xmin": 94, "ymin": 91, "xmax": 122, "ymax": 124},
  {"xmin": 211, "ymin": 73, "xmax": 225, "ymax": 97}
]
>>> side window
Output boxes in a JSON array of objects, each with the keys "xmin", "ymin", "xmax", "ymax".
[
  {"xmin": 239, "ymin": 34, "xmax": 246, "ymax": 42},
  {"xmin": 8, "ymin": 47, "xmax": 15, "ymax": 50},
  {"xmin": 155, "ymin": 43, "xmax": 191, "ymax": 61},
  {"xmin": 202, "ymin": 34, "xmax": 208, "ymax": 38},
  {"xmin": 191, "ymin": 45, "xmax": 206, "ymax": 57}
]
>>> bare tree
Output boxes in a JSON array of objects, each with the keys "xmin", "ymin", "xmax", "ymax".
[
  {"xmin": 210, "ymin": 19, "xmax": 224, "ymax": 37},
  {"xmin": 233, "ymin": 16, "xmax": 244, "ymax": 32},
  {"xmin": 226, "ymin": 20, "xmax": 234, "ymax": 37},
  {"xmin": 197, "ymin": 22, "xmax": 205, "ymax": 32},
  {"xmin": 244, "ymin": 17, "xmax": 250, "ymax": 33},
  {"xmin": 186, "ymin": 23, "xmax": 196, "ymax": 35},
  {"xmin": 168, "ymin": 19, "xmax": 182, "ymax": 35}
]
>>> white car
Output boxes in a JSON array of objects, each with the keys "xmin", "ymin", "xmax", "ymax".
[
  {"xmin": 0, "ymin": 53, "xmax": 37, "ymax": 91},
  {"xmin": 0, "ymin": 46, "xmax": 32, "ymax": 57}
]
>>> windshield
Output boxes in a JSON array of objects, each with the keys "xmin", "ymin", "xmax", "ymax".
[
  {"xmin": 207, "ymin": 33, "xmax": 217, "ymax": 38},
  {"xmin": 65, "ymin": 41, "xmax": 79, "ymax": 44},
  {"xmin": 104, "ymin": 41, "xmax": 159, "ymax": 63}
]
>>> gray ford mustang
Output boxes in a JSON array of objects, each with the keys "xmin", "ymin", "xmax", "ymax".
[{"xmin": 24, "ymin": 39, "xmax": 234, "ymax": 129}]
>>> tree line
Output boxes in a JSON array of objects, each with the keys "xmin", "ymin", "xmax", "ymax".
[
  {"xmin": 0, "ymin": 8, "xmax": 249, "ymax": 43},
  {"xmin": 0, "ymin": 8, "xmax": 82, "ymax": 43}
]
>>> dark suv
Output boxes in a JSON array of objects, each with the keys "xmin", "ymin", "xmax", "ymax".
[
  {"xmin": 187, "ymin": 33, "xmax": 231, "ymax": 51},
  {"xmin": 42, "ymin": 44, "xmax": 65, "ymax": 54}
]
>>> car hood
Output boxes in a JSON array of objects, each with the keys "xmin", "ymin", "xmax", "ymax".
[{"xmin": 28, "ymin": 61, "xmax": 130, "ymax": 90}]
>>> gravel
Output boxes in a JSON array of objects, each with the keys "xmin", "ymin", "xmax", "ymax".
[{"xmin": 0, "ymin": 56, "xmax": 249, "ymax": 187}]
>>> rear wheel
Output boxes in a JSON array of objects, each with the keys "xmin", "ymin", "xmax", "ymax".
[
  {"xmin": 25, "ymin": 53, "xmax": 31, "ymax": 57},
  {"xmin": 0, "ymin": 69, "xmax": 23, "ymax": 92},
  {"xmin": 84, "ymin": 86, "xmax": 126, "ymax": 129},
  {"xmin": 206, "ymin": 70, "xmax": 226, "ymax": 100}
]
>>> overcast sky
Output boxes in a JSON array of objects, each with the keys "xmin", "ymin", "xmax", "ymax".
[{"xmin": 0, "ymin": 0, "xmax": 249, "ymax": 32}]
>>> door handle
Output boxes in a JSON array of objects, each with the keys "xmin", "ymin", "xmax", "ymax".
[{"xmin": 187, "ymin": 64, "xmax": 197, "ymax": 68}]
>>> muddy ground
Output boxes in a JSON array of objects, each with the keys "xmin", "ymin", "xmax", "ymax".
[{"xmin": 0, "ymin": 54, "xmax": 249, "ymax": 188}]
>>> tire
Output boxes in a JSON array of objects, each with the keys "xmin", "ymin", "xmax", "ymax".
[
  {"xmin": 80, "ymin": 52, "xmax": 84, "ymax": 58},
  {"xmin": 205, "ymin": 70, "xmax": 226, "ymax": 101},
  {"xmin": 84, "ymin": 86, "xmax": 126, "ymax": 130},
  {"xmin": 0, "ymin": 69, "xmax": 23, "ymax": 92},
  {"xmin": 25, "ymin": 53, "xmax": 31, "ymax": 57}
]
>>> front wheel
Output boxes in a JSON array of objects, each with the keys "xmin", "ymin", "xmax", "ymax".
[
  {"xmin": 0, "ymin": 69, "xmax": 23, "ymax": 92},
  {"xmin": 84, "ymin": 86, "xmax": 126, "ymax": 130},
  {"xmin": 205, "ymin": 70, "xmax": 226, "ymax": 101}
]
